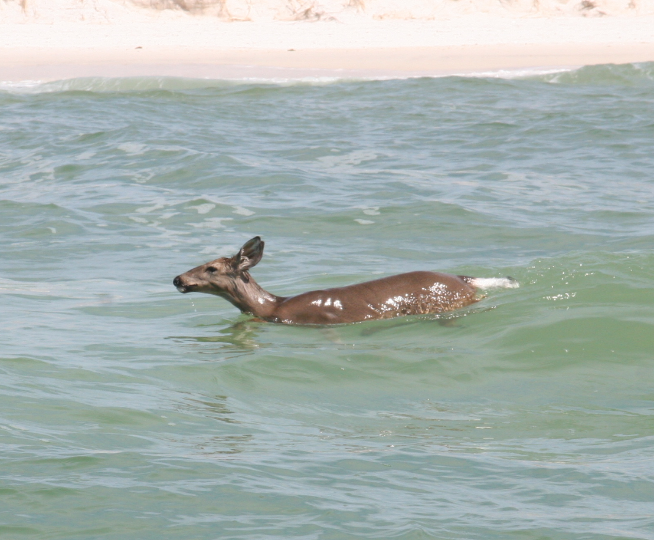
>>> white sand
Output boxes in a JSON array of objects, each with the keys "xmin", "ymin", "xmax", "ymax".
[{"xmin": 1, "ymin": 1, "xmax": 653, "ymax": 82}]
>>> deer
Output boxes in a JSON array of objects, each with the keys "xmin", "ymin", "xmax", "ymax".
[{"xmin": 173, "ymin": 236, "xmax": 518, "ymax": 325}]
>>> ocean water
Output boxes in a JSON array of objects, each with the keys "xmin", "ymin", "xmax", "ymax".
[{"xmin": 1, "ymin": 63, "xmax": 654, "ymax": 539}]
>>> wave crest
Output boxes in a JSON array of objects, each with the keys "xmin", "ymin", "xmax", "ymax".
[
  {"xmin": 2, "ymin": 62, "xmax": 654, "ymax": 93},
  {"xmin": 536, "ymin": 62, "xmax": 654, "ymax": 86}
]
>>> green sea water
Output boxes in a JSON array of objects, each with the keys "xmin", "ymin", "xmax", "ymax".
[{"xmin": 1, "ymin": 64, "xmax": 653, "ymax": 539}]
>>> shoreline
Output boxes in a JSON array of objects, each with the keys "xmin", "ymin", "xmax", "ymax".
[
  {"xmin": 2, "ymin": 44, "xmax": 654, "ymax": 83},
  {"xmin": 2, "ymin": 17, "xmax": 654, "ymax": 82}
]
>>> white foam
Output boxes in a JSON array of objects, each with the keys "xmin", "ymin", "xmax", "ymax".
[
  {"xmin": 458, "ymin": 67, "xmax": 575, "ymax": 80},
  {"xmin": 233, "ymin": 206, "xmax": 255, "ymax": 216},
  {"xmin": 189, "ymin": 203, "xmax": 216, "ymax": 215},
  {"xmin": 0, "ymin": 80, "xmax": 43, "ymax": 91}
]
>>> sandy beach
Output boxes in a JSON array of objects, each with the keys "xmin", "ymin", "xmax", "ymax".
[{"xmin": 1, "ymin": 4, "xmax": 654, "ymax": 82}]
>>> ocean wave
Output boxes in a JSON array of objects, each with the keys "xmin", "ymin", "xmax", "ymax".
[
  {"xmin": 0, "ymin": 76, "xmax": 355, "ymax": 96},
  {"xmin": 1, "ymin": 0, "xmax": 650, "ymax": 22},
  {"xmin": 0, "ymin": 77, "xmax": 238, "ymax": 94},
  {"xmin": 2, "ymin": 62, "xmax": 653, "ymax": 95},
  {"xmin": 535, "ymin": 62, "xmax": 654, "ymax": 86}
]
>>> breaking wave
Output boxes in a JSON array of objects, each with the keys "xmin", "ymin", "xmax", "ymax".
[{"xmin": 1, "ymin": 63, "xmax": 653, "ymax": 93}]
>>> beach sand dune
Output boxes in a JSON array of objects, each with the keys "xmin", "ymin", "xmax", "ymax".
[{"xmin": 2, "ymin": 0, "xmax": 653, "ymax": 21}]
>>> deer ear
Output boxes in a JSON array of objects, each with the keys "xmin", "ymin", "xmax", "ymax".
[{"xmin": 234, "ymin": 236, "xmax": 264, "ymax": 272}]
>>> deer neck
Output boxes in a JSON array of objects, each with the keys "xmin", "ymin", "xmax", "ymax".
[{"xmin": 221, "ymin": 273, "xmax": 281, "ymax": 318}]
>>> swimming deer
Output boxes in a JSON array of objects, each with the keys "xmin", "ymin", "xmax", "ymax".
[{"xmin": 173, "ymin": 236, "xmax": 518, "ymax": 325}]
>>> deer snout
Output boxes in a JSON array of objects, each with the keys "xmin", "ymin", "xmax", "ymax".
[{"xmin": 173, "ymin": 275, "xmax": 189, "ymax": 293}]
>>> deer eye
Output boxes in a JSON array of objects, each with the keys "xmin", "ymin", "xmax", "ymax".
[{"xmin": 206, "ymin": 266, "xmax": 217, "ymax": 273}]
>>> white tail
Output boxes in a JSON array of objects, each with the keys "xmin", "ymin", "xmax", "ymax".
[{"xmin": 469, "ymin": 277, "xmax": 519, "ymax": 290}]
